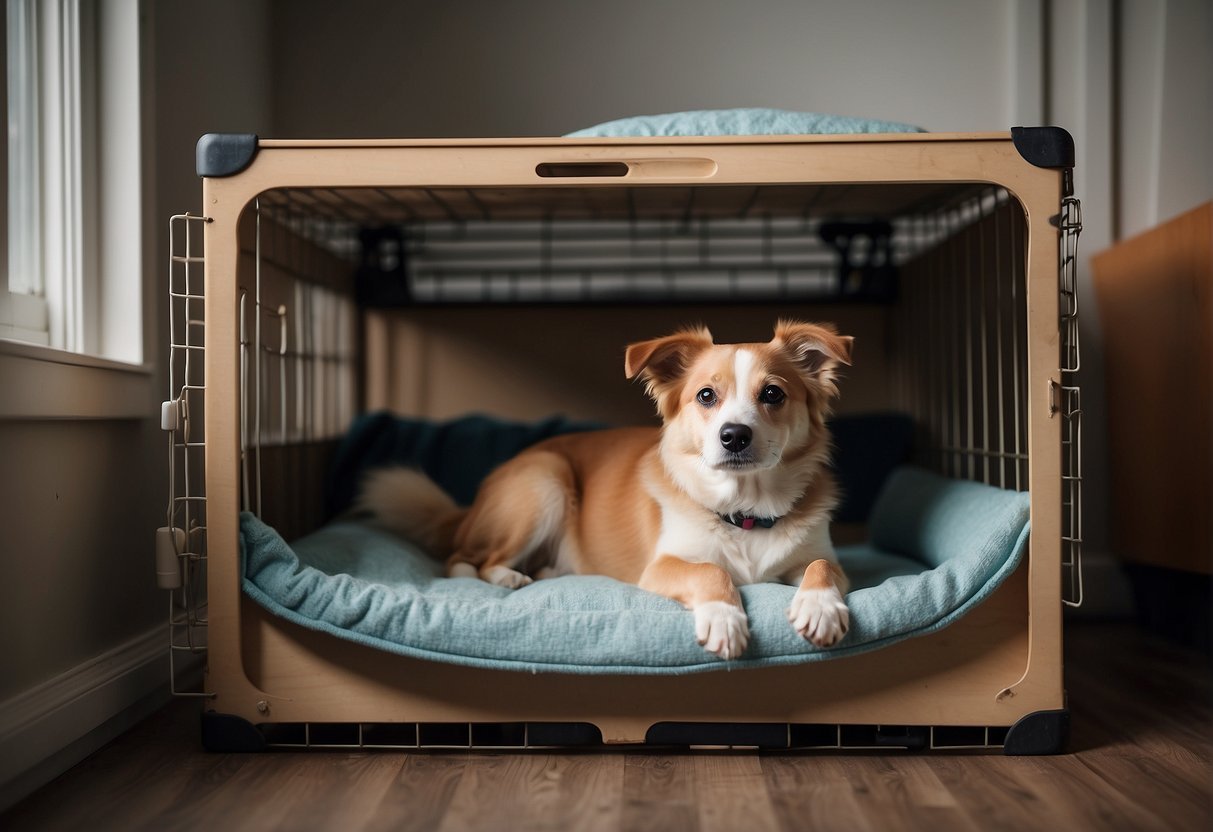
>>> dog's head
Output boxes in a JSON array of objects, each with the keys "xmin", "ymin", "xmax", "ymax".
[{"xmin": 625, "ymin": 321, "xmax": 853, "ymax": 476}]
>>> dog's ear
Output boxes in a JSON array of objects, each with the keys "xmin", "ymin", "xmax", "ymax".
[
  {"xmin": 625, "ymin": 326, "xmax": 714, "ymax": 410},
  {"xmin": 772, "ymin": 320, "xmax": 853, "ymax": 395},
  {"xmin": 625, "ymin": 326, "xmax": 714, "ymax": 382}
]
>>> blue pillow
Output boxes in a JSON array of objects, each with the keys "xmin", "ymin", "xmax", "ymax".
[
  {"xmin": 870, "ymin": 467, "xmax": 1030, "ymax": 570},
  {"xmin": 566, "ymin": 108, "xmax": 923, "ymax": 138}
]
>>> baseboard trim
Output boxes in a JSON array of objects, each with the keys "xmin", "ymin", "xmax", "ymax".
[{"xmin": 0, "ymin": 625, "xmax": 176, "ymax": 811}]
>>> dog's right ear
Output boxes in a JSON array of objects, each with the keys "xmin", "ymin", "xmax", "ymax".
[
  {"xmin": 625, "ymin": 327, "xmax": 713, "ymax": 409},
  {"xmin": 624, "ymin": 326, "xmax": 713, "ymax": 381}
]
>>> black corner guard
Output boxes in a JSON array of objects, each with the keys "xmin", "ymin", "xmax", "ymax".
[
  {"xmin": 1002, "ymin": 708, "xmax": 1070, "ymax": 755},
  {"xmin": 1011, "ymin": 126, "xmax": 1076, "ymax": 196},
  {"xmin": 1010, "ymin": 126, "xmax": 1075, "ymax": 169},
  {"xmin": 201, "ymin": 710, "xmax": 267, "ymax": 752},
  {"xmin": 196, "ymin": 133, "xmax": 260, "ymax": 178}
]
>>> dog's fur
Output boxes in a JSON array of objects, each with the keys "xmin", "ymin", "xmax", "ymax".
[{"xmin": 360, "ymin": 320, "xmax": 854, "ymax": 659}]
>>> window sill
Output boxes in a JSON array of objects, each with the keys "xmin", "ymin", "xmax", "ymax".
[{"xmin": 0, "ymin": 338, "xmax": 155, "ymax": 420}]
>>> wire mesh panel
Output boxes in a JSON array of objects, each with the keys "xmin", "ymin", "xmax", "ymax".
[
  {"xmin": 161, "ymin": 205, "xmax": 362, "ymax": 700},
  {"xmin": 238, "ymin": 200, "xmax": 360, "ymax": 541},
  {"xmin": 1060, "ymin": 384, "xmax": 1083, "ymax": 606},
  {"xmin": 163, "ymin": 213, "xmax": 212, "ymax": 697},
  {"xmin": 255, "ymin": 184, "xmax": 971, "ymax": 306},
  {"xmin": 1058, "ymin": 196, "xmax": 1084, "ymax": 607},
  {"xmin": 891, "ymin": 186, "xmax": 1085, "ymax": 606},
  {"xmin": 401, "ymin": 216, "xmax": 857, "ymax": 303},
  {"xmin": 891, "ymin": 188, "xmax": 1031, "ymax": 490}
]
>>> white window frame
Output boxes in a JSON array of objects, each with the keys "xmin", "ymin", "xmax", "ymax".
[
  {"xmin": 2, "ymin": 0, "xmax": 50, "ymax": 345},
  {"xmin": 2, "ymin": 0, "xmax": 143, "ymax": 365}
]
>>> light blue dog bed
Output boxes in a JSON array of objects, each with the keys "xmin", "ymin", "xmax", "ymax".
[
  {"xmin": 241, "ymin": 466, "xmax": 1029, "ymax": 675},
  {"xmin": 565, "ymin": 108, "xmax": 924, "ymax": 138}
]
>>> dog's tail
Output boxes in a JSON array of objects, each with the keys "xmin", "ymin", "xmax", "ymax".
[{"xmin": 357, "ymin": 467, "xmax": 467, "ymax": 559}]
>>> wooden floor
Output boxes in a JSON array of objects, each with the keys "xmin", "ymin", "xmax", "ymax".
[{"xmin": 4, "ymin": 622, "xmax": 1210, "ymax": 832}]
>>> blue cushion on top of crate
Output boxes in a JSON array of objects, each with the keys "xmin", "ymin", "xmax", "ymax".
[
  {"xmin": 565, "ymin": 108, "xmax": 924, "ymax": 138},
  {"xmin": 240, "ymin": 465, "xmax": 1029, "ymax": 675}
]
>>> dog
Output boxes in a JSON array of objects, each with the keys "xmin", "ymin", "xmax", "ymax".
[{"xmin": 360, "ymin": 320, "xmax": 853, "ymax": 660}]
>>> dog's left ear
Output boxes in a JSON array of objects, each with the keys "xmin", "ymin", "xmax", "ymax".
[{"xmin": 773, "ymin": 320, "xmax": 854, "ymax": 395}]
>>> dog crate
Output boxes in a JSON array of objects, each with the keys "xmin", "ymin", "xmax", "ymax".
[{"xmin": 162, "ymin": 129, "xmax": 1082, "ymax": 753}]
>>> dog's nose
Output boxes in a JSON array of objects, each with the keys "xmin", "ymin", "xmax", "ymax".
[{"xmin": 719, "ymin": 423, "xmax": 753, "ymax": 453}]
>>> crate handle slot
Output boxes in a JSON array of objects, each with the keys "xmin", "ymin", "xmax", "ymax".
[
  {"xmin": 536, "ymin": 162, "xmax": 629, "ymax": 178},
  {"xmin": 536, "ymin": 158, "xmax": 719, "ymax": 179}
]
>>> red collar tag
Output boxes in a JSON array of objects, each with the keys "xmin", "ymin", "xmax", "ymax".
[{"xmin": 721, "ymin": 512, "xmax": 779, "ymax": 530}]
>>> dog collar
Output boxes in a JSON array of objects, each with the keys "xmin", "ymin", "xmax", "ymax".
[{"xmin": 719, "ymin": 512, "xmax": 779, "ymax": 531}]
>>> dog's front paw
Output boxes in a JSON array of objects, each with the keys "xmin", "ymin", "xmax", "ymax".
[
  {"xmin": 482, "ymin": 564, "xmax": 534, "ymax": 589},
  {"xmin": 787, "ymin": 587, "xmax": 849, "ymax": 647},
  {"xmin": 694, "ymin": 601, "xmax": 750, "ymax": 660}
]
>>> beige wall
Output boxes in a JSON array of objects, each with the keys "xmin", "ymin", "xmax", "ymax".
[
  {"xmin": 269, "ymin": 0, "xmax": 1018, "ymax": 138},
  {"xmin": 0, "ymin": 421, "xmax": 162, "ymax": 700},
  {"xmin": 1117, "ymin": 0, "xmax": 1213, "ymax": 239},
  {"xmin": 368, "ymin": 305, "xmax": 891, "ymax": 427}
]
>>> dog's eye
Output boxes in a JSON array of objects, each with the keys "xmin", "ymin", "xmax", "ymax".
[
  {"xmin": 696, "ymin": 387, "xmax": 717, "ymax": 406},
  {"xmin": 759, "ymin": 385, "xmax": 786, "ymax": 405}
]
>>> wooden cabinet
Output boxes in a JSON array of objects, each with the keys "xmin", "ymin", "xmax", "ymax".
[{"xmin": 1092, "ymin": 202, "xmax": 1213, "ymax": 575}]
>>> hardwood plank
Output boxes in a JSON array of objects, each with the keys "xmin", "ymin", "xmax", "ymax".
[
  {"xmin": 3, "ymin": 701, "xmax": 213, "ymax": 832},
  {"xmin": 1067, "ymin": 632, "xmax": 1212, "ymax": 770},
  {"xmin": 1074, "ymin": 750, "xmax": 1213, "ymax": 831},
  {"xmin": 923, "ymin": 756, "xmax": 1051, "ymax": 832},
  {"xmin": 436, "ymin": 752, "xmax": 624, "ymax": 832},
  {"xmin": 148, "ymin": 753, "xmax": 325, "ymax": 832},
  {"xmin": 834, "ymin": 753, "xmax": 980, "ymax": 832},
  {"xmin": 271, "ymin": 753, "xmax": 404, "ymax": 831},
  {"xmin": 621, "ymin": 754, "xmax": 698, "ymax": 832},
  {"xmin": 432, "ymin": 754, "xmax": 529, "ymax": 832},
  {"xmin": 692, "ymin": 753, "xmax": 780, "ymax": 832},
  {"xmin": 1002, "ymin": 754, "xmax": 1176, "ymax": 832},
  {"xmin": 762, "ymin": 754, "xmax": 877, "ymax": 832},
  {"xmin": 557, "ymin": 753, "xmax": 626, "ymax": 831},
  {"xmin": 144, "ymin": 749, "xmax": 399, "ymax": 832},
  {"xmin": 364, "ymin": 754, "xmax": 468, "ymax": 832}
]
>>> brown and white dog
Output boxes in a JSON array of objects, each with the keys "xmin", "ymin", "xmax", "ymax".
[{"xmin": 361, "ymin": 320, "xmax": 853, "ymax": 660}]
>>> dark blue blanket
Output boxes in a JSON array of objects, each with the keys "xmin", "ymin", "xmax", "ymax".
[{"xmin": 326, "ymin": 411, "xmax": 914, "ymax": 524}]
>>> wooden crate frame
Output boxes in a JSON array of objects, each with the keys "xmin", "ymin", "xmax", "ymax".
[{"xmin": 187, "ymin": 131, "xmax": 1076, "ymax": 753}]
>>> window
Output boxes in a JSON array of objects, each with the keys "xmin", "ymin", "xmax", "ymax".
[
  {"xmin": 2, "ymin": 0, "xmax": 143, "ymax": 364},
  {"xmin": 1, "ymin": 0, "xmax": 52, "ymax": 345}
]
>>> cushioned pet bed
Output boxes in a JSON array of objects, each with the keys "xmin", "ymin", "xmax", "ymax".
[{"xmin": 241, "ymin": 425, "xmax": 1030, "ymax": 674}]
